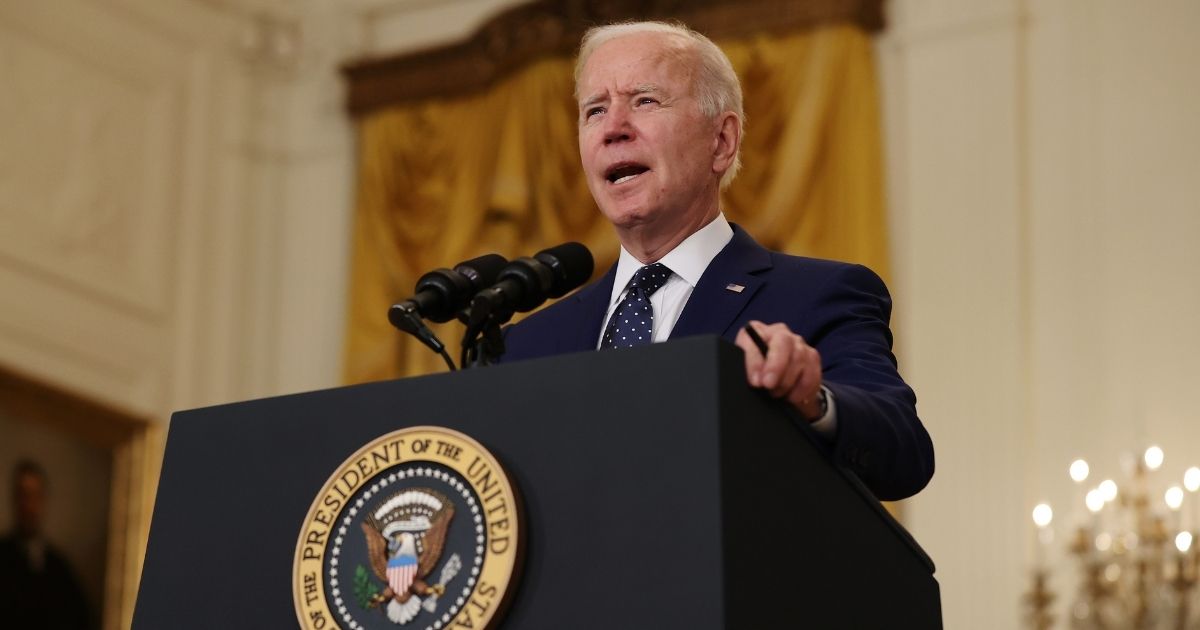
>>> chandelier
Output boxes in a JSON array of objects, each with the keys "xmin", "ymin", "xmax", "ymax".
[{"xmin": 1025, "ymin": 447, "xmax": 1200, "ymax": 629}]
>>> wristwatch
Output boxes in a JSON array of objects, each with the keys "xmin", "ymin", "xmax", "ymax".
[{"xmin": 810, "ymin": 386, "xmax": 829, "ymax": 422}]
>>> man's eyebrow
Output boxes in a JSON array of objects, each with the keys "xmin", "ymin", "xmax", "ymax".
[
  {"xmin": 579, "ymin": 84, "xmax": 664, "ymax": 109},
  {"xmin": 580, "ymin": 94, "xmax": 607, "ymax": 109}
]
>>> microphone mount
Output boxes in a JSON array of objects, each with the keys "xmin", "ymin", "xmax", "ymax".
[{"xmin": 459, "ymin": 242, "xmax": 593, "ymax": 369}]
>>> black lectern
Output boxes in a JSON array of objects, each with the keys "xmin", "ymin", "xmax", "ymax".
[{"xmin": 134, "ymin": 336, "xmax": 940, "ymax": 628}]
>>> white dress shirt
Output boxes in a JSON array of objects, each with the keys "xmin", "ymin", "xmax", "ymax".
[
  {"xmin": 598, "ymin": 213, "xmax": 735, "ymax": 346},
  {"xmin": 597, "ymin": 213, "xmax": 837, "ymax": 435}
]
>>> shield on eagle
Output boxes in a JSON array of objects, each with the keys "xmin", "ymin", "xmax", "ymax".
[{"xmin": 387, "ymin": 553, "xmax": 418, "ymax": 595}]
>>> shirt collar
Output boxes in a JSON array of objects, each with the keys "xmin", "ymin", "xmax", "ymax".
[{"xmin": 609, "ymin": 213, "xmax": 735, "ymax": 305}]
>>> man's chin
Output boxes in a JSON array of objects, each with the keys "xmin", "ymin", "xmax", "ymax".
[{"xmin": 598, "ymin": 204, "xmax": 655, "ymax": 231}]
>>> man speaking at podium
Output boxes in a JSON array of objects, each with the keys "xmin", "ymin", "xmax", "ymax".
[{"xmin": 502, "ymin": 21, "xmax": 933, "ymax": 502}]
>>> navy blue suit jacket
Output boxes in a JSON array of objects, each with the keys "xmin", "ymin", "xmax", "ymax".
[{"xmin": 502, "ymin": 226, "xmax": 934, "ymax": 501}]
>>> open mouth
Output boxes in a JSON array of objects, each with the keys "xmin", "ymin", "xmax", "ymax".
[{"xmin": 604, "ymin": 162, "xmax": 650, "ymax": 185}]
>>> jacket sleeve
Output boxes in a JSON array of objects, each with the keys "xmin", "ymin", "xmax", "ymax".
[{"xmin": 805, "ymin": 263, "xmax": 934, "ymax": 501}]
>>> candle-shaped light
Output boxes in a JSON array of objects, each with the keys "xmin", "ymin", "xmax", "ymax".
[
  {"xmin": 1145, "ymin": 445, "xmax": 1164, "ymax": 471},
  {"xmin": 1166, "ymin": 484, "xmax": 1186, "ymax": 535},
  {"xmin": 1032, "ymin": 503, "xmax": 1053, "ymax": 566},
  {"xmin": 1185, "ymin": 467, "xmax": 1200, "ymax": 493},
  {"xmin": 1182, "ymin": 468, "xmax": 1200, "ymax": 533},
  {"xmin": 1176, "ymin": 531, "xmax": 1193, "ymax": 554},
  {"xmin": 1070, "ymin": 459, "xmax": 1090, "ymax": 483},
  {"xmin": 1033, "ymin": 503, "xmax": 1054, "ymax": 527},
  {"xmin": 1095, "ymin": 481, "xmax": 1117, "ymax": 537},
  {"xmin": 1099, "ymin": 479, "xmax": 1119, "ymax": 503},
  {"xmin": 1083, "ymin": 489, "xmax": 1105, "ymax": 552},
  {"xmin": 1166, "ymin": 486, "xmax": 1184, "ymax": 511},
  {"xmin": 1068, "ymin": 459, "xmax": 1090, "ymax": 527}
]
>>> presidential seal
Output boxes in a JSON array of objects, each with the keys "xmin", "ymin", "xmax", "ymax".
[{"xmin": 294, "ymin": 426, "xmax": 521, "ymax": 630}]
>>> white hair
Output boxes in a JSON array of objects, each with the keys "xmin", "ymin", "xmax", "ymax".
[{"xmin": 575, "ymin": 21, "xmax": 745, "ymax": 189}]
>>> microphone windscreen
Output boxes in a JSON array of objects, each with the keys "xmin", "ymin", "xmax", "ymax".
[
  {"xmin": 454, "ymin": 253, "xmax": 508, "ymax": 289},
  {"xmin": 535, "ymin": 242, "xmax": 594, "ymax": 298}
]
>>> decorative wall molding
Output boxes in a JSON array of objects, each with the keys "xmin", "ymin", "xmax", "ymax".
[
  {"xmin": 0, "ymin": 10, "xmax": 183, "ymax": 320},
  {"xmin": 236, "ymin": 11, "xmax": 304, "ymax": 74},
  {"xmin": 342, "ymin": 0, "xmax": 885, "ymax": 115}
]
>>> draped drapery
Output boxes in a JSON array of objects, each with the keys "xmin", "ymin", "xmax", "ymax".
[{"xmin": 343, "ymin": 24, "xmax": 889, "ymax": 383}]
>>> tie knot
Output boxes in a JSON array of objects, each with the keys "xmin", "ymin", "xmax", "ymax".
[{"xmin": 628, "ymin": 263, "xmax": 672, "ymax": 297}]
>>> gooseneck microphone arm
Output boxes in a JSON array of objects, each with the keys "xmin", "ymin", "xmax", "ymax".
[{"xmin": 389, "ymin": 306, "xmax": 457, "ymax": 371}]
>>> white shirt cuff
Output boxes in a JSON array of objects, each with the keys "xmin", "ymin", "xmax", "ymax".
[{"xmin": 808, "ymin": 385, "xmax": 838, "ymax": 438}]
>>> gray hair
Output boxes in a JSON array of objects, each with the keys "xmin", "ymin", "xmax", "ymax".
[{"xmin": 575, "ymin": 21, "xmax": 744, "ymax": 189}]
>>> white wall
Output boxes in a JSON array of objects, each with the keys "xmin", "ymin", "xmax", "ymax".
[
  {"xmin": 0, "ymin": 0, "xmax": 373, "ymax": 419},
  {"xmin": 880, "ymin": 1, "xmax": 1200, "ymax": 627}
]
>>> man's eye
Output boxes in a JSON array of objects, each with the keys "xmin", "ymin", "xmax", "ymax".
[
  {"xmin": 586, "ymin": 107, "xmax": 604, "ymax": 118},
  {"xmin": 637, "ymin": 97, "xmax": 657, "ymax": 105}
]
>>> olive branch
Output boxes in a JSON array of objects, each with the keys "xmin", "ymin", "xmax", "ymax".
[{"xmin": 353, "ymin": 564, "xmax": 382, "ymax": 609}]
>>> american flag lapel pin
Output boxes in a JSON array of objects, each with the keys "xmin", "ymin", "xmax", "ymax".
[{"xmin": 725, "ymin": 283, "xmax": 745, "ymax": 293}]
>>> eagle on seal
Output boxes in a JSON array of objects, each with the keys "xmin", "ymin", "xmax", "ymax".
[{"xmin": 360, "ymin": 488, "xmax": 455, "ymax": 624}]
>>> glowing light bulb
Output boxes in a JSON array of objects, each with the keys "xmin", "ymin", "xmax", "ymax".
[
  {"xmin": 1032, "ymin": 503, "xmax": 1053, "ymax": 528},
  {"xmin": 1185, "ymin": 467, "xmax": 1200, "ymax": 492},
  {"xmin": 1099, "ymin": 479, "xmax": 1119, "ymax": 502},
  {"xmin": 1145, "ymin": 446, "xmax": 1164, "ymax": 470},
  {"xmin": 1166, "ymin": 486, "xmax": 1185, "ymax": 510},
  {"xmin": 1177, "ymin": 531, "xmax": 1193, "ymax": 554},
  {"xmin": 1085, "ymin": 489, "xmax": 1105, "ymax": 513},
  {"xmin": 1070, "ymin": 459, "xmax": 1090, "ymax": 483},
  {"xmin": 1104, "ymin": 563, "xmax": 1121, "ymax": 582}
]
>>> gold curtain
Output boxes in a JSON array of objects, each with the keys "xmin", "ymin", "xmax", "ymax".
[{"xmin": 343, "ymin": 24, "xmax": 889, "ymax": 383}]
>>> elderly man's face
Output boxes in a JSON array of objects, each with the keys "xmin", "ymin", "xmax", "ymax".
[{"xmin": 577, "ymin": 34, "xmax": 724, "ymax": 233}]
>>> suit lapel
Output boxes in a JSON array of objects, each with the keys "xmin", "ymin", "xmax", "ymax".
[
  {"xmin": 566, "ymin": 263, "xmax": 617, "ymax": 352},
  {"xmin": 670, "ymin": 226, "xmax": 773, "ymax": 340}
]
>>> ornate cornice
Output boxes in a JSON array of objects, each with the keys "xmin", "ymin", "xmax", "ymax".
[{"xmin": 342, "ymin": 0, "xmax": 884, "ymax": 116}]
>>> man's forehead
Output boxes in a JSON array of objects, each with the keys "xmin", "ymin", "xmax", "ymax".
[
  {"xmin": 578, "ymin": 36, "xmax": 694, "ymax": 100},
  {"xmin": 589, "ymin": 34, "xmax": 688, "ymax": 68}
]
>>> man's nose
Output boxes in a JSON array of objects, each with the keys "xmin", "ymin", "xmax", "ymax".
[{"xmin": 603, "ymin": 106, "xmax": 634, "ymax": 144}]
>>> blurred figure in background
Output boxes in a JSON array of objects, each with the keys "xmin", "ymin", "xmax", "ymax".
[{"xmin": 0, "ymin": 459, "xmax": 90, "ymax": 629}]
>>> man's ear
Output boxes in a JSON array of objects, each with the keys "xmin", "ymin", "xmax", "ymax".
[{"xmin": 712, "ymin": 111, "xmax": 741, "ymax": 173}]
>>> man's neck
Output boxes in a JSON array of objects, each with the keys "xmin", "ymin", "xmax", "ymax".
[{"xmin": 616, "ymin": 205, "xmax": 721, "ymax": 264}]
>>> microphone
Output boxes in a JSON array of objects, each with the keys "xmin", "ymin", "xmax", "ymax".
[
  {"xmin": 469, "ymin": 242, "xmax": 594, "ymax": 319},
  {"xmin": 389, "ymin": 253, "xmax": 508, "ymax": 326}
]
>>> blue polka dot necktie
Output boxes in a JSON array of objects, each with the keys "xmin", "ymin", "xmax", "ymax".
[{"xmin": 601, "ymin": 263, "xmax": 673, "ymax": 349}]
